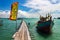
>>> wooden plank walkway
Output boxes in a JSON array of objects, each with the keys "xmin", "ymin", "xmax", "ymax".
[{"xmin": 12, "ymin": 20, "xmax": 31, "ymax": 40}]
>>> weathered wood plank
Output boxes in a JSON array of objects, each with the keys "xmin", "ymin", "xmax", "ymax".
[{"xmin": 12, "ymin": 20, "xmax": 31, "ymax": 40}]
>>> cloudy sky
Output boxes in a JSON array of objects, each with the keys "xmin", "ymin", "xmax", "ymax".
[{"xmin": 0, "ymin": 0, "xmax": 60, "ymax": 18}]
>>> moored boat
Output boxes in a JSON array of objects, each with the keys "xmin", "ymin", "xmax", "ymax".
[{"xmin": 36, "ymin": 14, "xmax": 54, "ymax": 34}]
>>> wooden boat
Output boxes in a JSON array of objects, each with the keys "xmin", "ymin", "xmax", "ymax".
[
  {"xmin": 57, "ymin": 17, "xmax": 60, "ymax": 19},
  {"xmin": 36, "ymin": 14, "xmax": 54, "ymax": 34}
]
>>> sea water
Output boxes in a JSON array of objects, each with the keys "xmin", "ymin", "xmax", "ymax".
[
  {"xmin": 0, "ymin": 18, "xmax": 60, "ymax": 40},
  {"xmin": 0, "ymin": 18, "xmax": 21, "ymax": 40},
  {"xmin": 26, "ymin": 19, "xmax": 60, "ymax": 40}
]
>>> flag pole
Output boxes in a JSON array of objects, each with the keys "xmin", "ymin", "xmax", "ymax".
[
  {"xmin": 16, "ymin": 12, "xmax": 17, "ymax": 31},
  {"xmin": 9, "ymin": 2, "xmax": 18, "ymax": 32},
  {"xmin": 16, "ymin": 4, "xmax": 18, "ymax": 31}
]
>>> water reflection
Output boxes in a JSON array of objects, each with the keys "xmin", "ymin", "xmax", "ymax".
[{"xmin": 36, "ymin": 29, "xmax": 52, "ymax": 38}]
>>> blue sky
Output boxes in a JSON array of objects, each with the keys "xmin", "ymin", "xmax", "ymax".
[
  {"xmin": 0, "ymin": 0, "xmax": 13, "ymax": 10},
  {"xmin": 0, "ymin": 0, "xmax": 31, "ymax": 11},
  {"xmin": 0, "ymin": 0, "xmax": 60, "ymax": 18}
]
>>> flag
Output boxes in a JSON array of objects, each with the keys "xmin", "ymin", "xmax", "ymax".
[{"xmin": 10, "ymin": 2, "xmax": 18, "ymax": 20}]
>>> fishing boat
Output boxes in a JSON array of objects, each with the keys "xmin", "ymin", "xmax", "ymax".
[
  {"xmin": 57, "ymin": 17, "xmax": 60, "ymax": 19},
  {"xmin": 36, "ymin": 14, "xmax": 54, "ymax": 34}
]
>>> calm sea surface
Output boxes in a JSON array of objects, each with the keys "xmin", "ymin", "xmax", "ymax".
[{"xmin": 0, "ymin": 18, "xmax": 60, "ymax": 40}]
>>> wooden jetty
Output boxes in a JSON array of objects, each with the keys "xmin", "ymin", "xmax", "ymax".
[{"xmin": 12, "ymin": 20, "xmax": 31, "ymax": 40}]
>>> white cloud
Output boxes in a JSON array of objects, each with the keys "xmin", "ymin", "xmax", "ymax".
[
  {"xmin": 49, "ymin": 0, "xmax": 60, "ymax": 4},
  {"xmin": 0, "ymin": 10, "xmax": 40, "ymax": 18},
  {"xmin": 18, "ymin": 10, "xmax": 40, "ymax": 18},
  {"xmin": 23, "ymin": 0, "xmax": 60, "ymax": 12},
  {"xmin": 0, "ymin": 10, "xmax": 60, "ymax": 18},
  {"xmin": 0, "ymin": 0, "xmax": 60, "ymax": 18},
  {"xmin": 52, "ymin": 14, "xmax": 60, "ymax": 18},
  {"xmin": 0, "ymin": 10, "xmax": 10, "ymax": 18}
]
